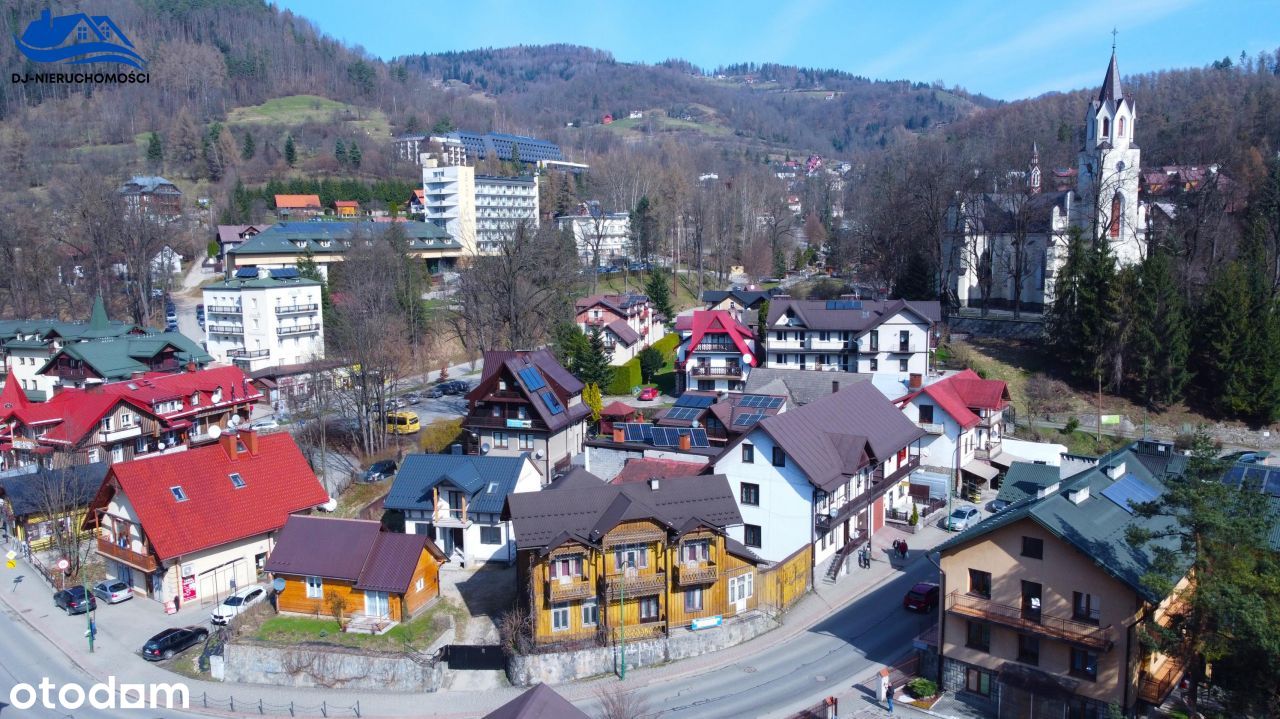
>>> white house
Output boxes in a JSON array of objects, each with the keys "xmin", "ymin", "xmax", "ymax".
[
  {"xmin": 894, "ymin": 369, "xmax": 1012, "ymax": 494},
  {"xmin": 677, "ymin": 310, "xmax": 759, "ymax": 393},
  {"xmin": 558, "ymin": 209, "xmax": 631, "ymax": 265},
  {"xmin": 383, "ymin": 453, "xmax": 542, "ymax": 567},
  {"xmin": 574, "ymin": 293, "xmax": 666, "ymax": 365},
  {"xmin": 764, "ymin": 297, "xmax": 939, "ymax": 378},
  {"xmin": 203, "ymin": 267, "xmax": 324, "ymax": 373},
  {"xmin": 712, "ymin": 382, "xmax": 924, "ymax": 577}
]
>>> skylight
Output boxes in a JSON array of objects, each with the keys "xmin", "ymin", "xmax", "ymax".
[
  {"xmin": 230, "ymin": 473, "xmax": 245, "ymax": 489},
  {"xmin": 170, "ymin": 486, "xmax": 187, "ymax": 502}
]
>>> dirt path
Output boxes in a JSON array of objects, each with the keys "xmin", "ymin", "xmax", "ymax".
[{"xmin": 438, "ymin": 565, "xmax": 514, "ymax": 691}]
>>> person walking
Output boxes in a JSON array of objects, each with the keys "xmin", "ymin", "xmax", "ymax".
[
  {"xmin": 900, "ymin": 539, "xmax": 909, "ymax": 559},
  {"xmin": 886, "ymin": 682, "xmax": 895, "ymax": 713}
]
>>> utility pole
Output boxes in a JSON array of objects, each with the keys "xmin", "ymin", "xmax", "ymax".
[{"xmin": 84, "ymin": 574, "xmax": 95, "ymax": 653}]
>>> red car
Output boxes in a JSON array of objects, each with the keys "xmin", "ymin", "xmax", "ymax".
[
  {"xmin": 903, "ymin": 582, "xmax": 940, "ymax": 612},
  {"xmin": 638, "ymin": 387, "xmax": 660, "ymax": 401}
]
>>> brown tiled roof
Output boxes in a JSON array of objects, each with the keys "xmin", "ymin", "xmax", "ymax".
[
  {"xmin": 469, "ymin": 349, "xmax": 588, "ymax": 433},
  {"xmin": 265, "ymin": 515, "xmax": 445, "ymax": 594},
  {"xmin": 605, "ymin": 318, "xmax": 641, "ymax": 346},
  {"xmin": 483, "ymin": 684, "xmax": 589, "ymax": 719}
]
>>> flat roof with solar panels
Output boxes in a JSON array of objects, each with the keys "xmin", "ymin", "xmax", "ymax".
[
  {"xmin": 612, "ymin": 423, "xmax": 710, "ymax": 449},
  {"xmin": 208, "ymin": 266, "xmax": 322, "ymax": 289}
]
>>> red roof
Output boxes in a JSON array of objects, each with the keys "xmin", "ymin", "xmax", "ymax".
[
  {"xmin": 611, "ymin": 458, "xmax": 708, "ymax": 485},
  {"xmin": 274, "ymin": 194, "xmax": 322, "ymax": 209},
  {"xmin": 334, "ymin": 200, "xmax": 359, "ymax": 208},
  {"xmin": 674, "ymin": 314, "xmax": 694, "ymax": 332},
  {"xmin": 684, "ymin": 310, "xmax": 756, "ymax": 365},
  {"xmin": 600, "ymin": 401, "xmax": 639, "ymax": 417},
  {"xmin": 948, "ymin": 369, "xmax": 1010, "ymax": 410},
  {"xmin": 89, "ymin": 432, "xmax": 328, "ymax": 561},
  {"xmin": 0, "ymin": 372, "xmax": 30, "ymax": 414}
]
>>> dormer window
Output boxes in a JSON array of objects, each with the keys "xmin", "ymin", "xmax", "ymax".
[
  {"xmin": 170, "ymin": 486, "xmax": 187, "ymax": 502},
  {"xmin": 191, "ymin": 392, "xmax": 200, "ymax": 406},
  {"xmin": 212, "ymin": 388, "xmax": 223, "ymax": 403}
]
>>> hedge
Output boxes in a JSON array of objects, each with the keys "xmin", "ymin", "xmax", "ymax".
[
  {"xmin": 607, "ymin": 357, "xmax": 642, "ymax": 395},
  {"xmin": 651, "ymin": 332, "xmax": 680, "ymax": 360}
]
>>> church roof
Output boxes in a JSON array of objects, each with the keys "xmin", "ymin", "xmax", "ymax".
[
  {"xmin": 963, "ymin": 192, "xmax": 1071, "ymax": 235},
  {"xmin": 1098, "ymin": 51, "xmax": 1123, "ymax": 104}
]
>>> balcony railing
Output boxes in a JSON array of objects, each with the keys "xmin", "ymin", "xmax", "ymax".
[
  {"xmin": 977, "ymin": 413, "xmax": 1000, "ymax": 428},
  {"xmin": 896, "ymin": 343, "xmax": 916, "ymax": 353},
  {"xmin": 974, "ymin": 441, "xmax": 1003, "ymax": 460},
  {"xmin": 547, "ymin": 576, "xmax": 595, "ymax": 602},
  {"xmin": 96, "ymin": 536, "xmax": 159, "ymax": 572},
  {"xmin": 99, "ymin": 425, "xmax": 142, "ymax": 443},
  {"xmin": 918, "ymin": 422, "xmax": 945, "ymax": 435},
  {"xmin": 605, "ymin": 571, "xmax": 667, "ymax": 601},
  {"xmin": 608, "ymin": 620, "xmax": 667, "ymax": 642},
  {"xmin": 207, "ymin": 324, "xmax": 244, "ymax": 334},
  {"xmin": 817, "ymin": 456, "xmax": 920, "ymax": 532},
  {"xmin": 227, "ymin": 348, "xmax": 270, "ymax": 359},
  {"xmin": 1138, "ymin": 655, "xmax": 1186, "ymax": 705},
  {"xmin": 432, "ymin": 506, "xmax": 470, "ymax": 527},
  {"xmin": 205, "ymin": 305, "xmax": 240, "ymax": 314},
  {"xmin": 465, "ymin": 415, "xmax": 549, "ymax": 431},
  {"xmin": 277, "ymin": 324, "xmax": 320, "ymax": 336},
  {"xmin": 690, "ymin": 365, "xmax": 744, "ymax": 378},
  {"xmin": 675, "ymin": 562, "xmax": 718, "ymax": 587},
  {"xmin": 945, "ymin": 591, "xmax": 1114, "ymax": 651},
  {"xmin": 275, "ymin": 304, "xmax": 319, "ymax": 315}
]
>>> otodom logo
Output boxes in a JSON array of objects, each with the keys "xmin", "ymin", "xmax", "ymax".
[{"xmin": 12, "ymin": 8, "xmax": 149, "ymax": 84}]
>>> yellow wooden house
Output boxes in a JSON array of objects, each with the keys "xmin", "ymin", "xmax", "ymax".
[
  {"xmin": 0, "ymin": 463, "xmax": 108, "ymax": 552},
  {"xmin": 503, "ymin": 470, "xmax": 761, "ymax": 645}
]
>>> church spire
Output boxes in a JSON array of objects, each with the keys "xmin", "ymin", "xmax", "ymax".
[
  {"xmin": 1029, "ymin": 143, "xmax": 1042, "ymax": 195},
  {"xmin": 88, "ymin": 294, "xmax": 109, "ymax": 332},
  {"xmin": 1098, "ymin": 49, "xmax": 1123, "ymax": 104}
]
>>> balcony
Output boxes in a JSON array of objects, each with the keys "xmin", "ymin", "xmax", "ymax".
[
  {"xmin": 277, "ymin": 324, "xmax": 320, "ymax": 336},
  {"xmin": 432, "ymin": 506, "xmax": 471, "ymax": 528},
  {"xmin": 1138, "ymin": 655, "xmax": 1186, "ymax": 705},
  {"xmin": 895, "ymin": 343, "xmax": 917, "ymax": 353},
  {"xmin": 977, "ymin": 413, "xmax": 1001, "ymax": 428},
  {"xmin": 227, "ymin": 348, "xmax": 270, "ymax": 359},
  {"xmin": 99, "ymin": 425, "xmax": 142, "ymax": 443},
  {"xmin": 817, "ymin": 456, "xmax": 920, "ymax": 532},
  {"xmin": 974, "ymin": 441, "xmax": 1003, "ymax": 460},
  {"xmin": 605, "ymin": 571, "xmax": 667, "ymax": 601},
  {"xmin": 918, "ymin": 422, "xmax": 945, "ymax": 435},
  {"xmin": 465, "ymin": 415, "xmax": 549, "ymax": 432},
  {"xmin": 96, "ymin": 536, "xmax": 159, "ymax": 573},
  {"xmin": 207, "ymin": 324, "xmax": 244, "ymax": 335},
  {"xmin": 675, "ymin": 561, "xmax": 719, "ymax": 587},
  {"xmin": 547, "ymin": 576, "xmax": 595, "ymax": 602},
  {"xmin": 205, "ymin": 305, "xmax": 240, "ymax": 314},
  {"xmin": 690, "ymin": 365, "xmax": 745, "ymax": 378},
  {"xmin": 275, "ymin": 304, "xmax": 319, "ymax": 315},
  {"xmin": 945, "ymin": 591, "xmax": 1114, "ymax": 651}
]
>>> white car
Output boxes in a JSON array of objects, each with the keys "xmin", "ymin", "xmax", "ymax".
[
  {"xmin": 210, "ymin": 585, "xmax": 267, "ymax": 625},
  {"xmin": 945, "ymin": 505, "xmax": 981, "ymax": 531},
  {"xmin": 247, "ymin": 418, "xmax": 279, "ymax": 431}
]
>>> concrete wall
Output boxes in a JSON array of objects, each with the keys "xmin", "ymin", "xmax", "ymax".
[
  {"xmin": 507, "ymin": 612, "xmax": 777, "ymax": 686},
  {"xmin": 948, "ymin": 315, "xmax": 1045, "ymax": 340},
  {"xmin": 223, "ymin": 641, "xmax": 443, "ymax": 691}
]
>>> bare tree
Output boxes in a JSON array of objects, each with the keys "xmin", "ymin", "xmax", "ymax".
[
  {"xmin": 28, "ymin": 468, "xmax": 97, "ymax": 578},
  {"xmin": 594, "ymin": 685, "xmax": 649, "ymax": 719}
]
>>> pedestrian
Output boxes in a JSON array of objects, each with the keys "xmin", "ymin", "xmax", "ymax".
[
  {"xmin": 886, "ymin": 682, "xmax": 895, "ymax": 713},
  {"xmin": 892, "ymin": 539, "xmax": 901, "ymax": 557},
  {"xmin": 900, "ymin": 539, "xmax": 909, "ymax": 559}
]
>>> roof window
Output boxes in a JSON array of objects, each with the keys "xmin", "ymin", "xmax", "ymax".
[
  {"xmin": 230, "ymin": 472, "xmax": 245, "ymax": 489},
  {"xmin": 170, "ymin": 486, "xmax": 187, "ymax": 502}
]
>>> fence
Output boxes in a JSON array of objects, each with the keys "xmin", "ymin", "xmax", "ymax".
[{"xmin": 188, "ymin": 693, "xmax": 362, "ymax": 717}]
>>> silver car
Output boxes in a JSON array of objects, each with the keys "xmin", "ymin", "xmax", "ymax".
[
  {"xmin": 92, "ymin": 580, "xmax": 133, "ymax": 604},
  {"xmin": 945, "ymin": 505, "xmax": 981, "ymax": 531}
]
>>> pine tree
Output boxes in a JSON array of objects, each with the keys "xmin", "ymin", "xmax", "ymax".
[
  {"xmin": 892, "ymin": 250, "xmax": 936, "ymax": 300},
  {"xmin": 284, "ymin": 135, "xmax": 297, "ymax": 167},
  {"xmin": 335, "ymin": 139, "xmax": 347, "ymax": 167},
  {"xmin": 241, "ymin": 132, "xmax": 255, "ymax": 161},
  {"xmin": 145, "ymin": 131, "xmax": 164, "ymax": 168},
  {"xmin": 645, "ymin": 268, "xmax": 675, "ymax": 320},
  {"xmin": 348, "ymin": 142, "xmax": 362, "ymax": 170},
  {"xmin": 1046, "ymin": 229, "xmax": 1092, "ymax": 381},
  {"xmin": 575, "ymin": 330, "xmax": 614, "ymax": 388},
  {"xmin": 1196, "ymin": 260, "xmax": 1254, "ymax": 417},
  {"xmin": 1129, "ymin": 250, "xmax": 1190, "ymax": 408}
]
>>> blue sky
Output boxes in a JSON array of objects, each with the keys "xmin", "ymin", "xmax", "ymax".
[{"xmin": 276, "ymin": 0, "xmax": 1278, "ymax": 100}]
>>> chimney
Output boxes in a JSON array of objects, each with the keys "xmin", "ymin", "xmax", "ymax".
[
  {"xmin": 909, "ymin": 373, "xmax": 923, "ymax": 389},
  {"xmin": 678, "ymin": 433, "xmax": 692, "ymax": 451},
  {"xmin": 1103, "ymin": 462, "xmax": 1126, "ymax": 480},
  {"xmin": 240, "ymin": 427, "xmax": 259, "ymax": 456},
  {"xmin": 832, "ymin": 380, "xmax": 840, "ymax": 393},
  {"xmin": 648, "ymin": 477, "xmax": 660, "ymax": 491},
  {"xmin": 1035, "ymin": 481, "xmax": 1060, "ymax": 499},
  {"xmin": 186, "ymin": 360, "xmax": 197, "ymax": 373},
  {"xmin": 1067, "ymin": 485, "xmax": 1090, "ymax": 505},
  {"xmin": 219, "ymin": 429, "xmax": 239, "ymax": 461},
  {"xmin": 613, "ymin": 427, "xmax": 626, "ymax": 442}
]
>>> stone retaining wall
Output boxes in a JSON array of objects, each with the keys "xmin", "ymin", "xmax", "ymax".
[
  {"xmin": 507, "ymin": 612, "xmax": 778, "ymax": 686},
  {"xmin": 948, "ymin": 315, "xmax": 1045, "ymax": 340},
  {"xmin": 223, "ymin": 641, "xmax": 443, "ymax": 691}
]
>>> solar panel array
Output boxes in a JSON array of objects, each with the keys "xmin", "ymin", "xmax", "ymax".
[
  {"xmin": 825, "ymin": 300, "xmax": 863, "ymax": 310},
  {"xmin": 664, "ymin": 407, "xmax": 703, "ymax": 421},
  {"xmin": 1100, "ymin": 473, "xmax": 1161, "ymax": 514},
  {"xmin": 234, "ymin": 267, "xmax": 259, "ymax": 279},
  {"xmin": 1223, "ymin": 464, "xmax": 1280, "ymax": 498},
  {"xmin": 269, "ymin": 267, "xmax": 300, "ymax": 280},
  {"xmin": 614, "ymin": 423, "xmax": 708, "ymax": 449},
  {"xmin": 517, "ymin": 367, "xmax": 546, "ymax": 391},
  {"xmin": 738, "ymin": 395, "xmax": 784, "ymax": 409},
  {"xmin": 674, "ymin": 394, "xmax": 715, "ymax": 409},
  {"xmin": 733, "ymin": 412, "xmax": 764, "ymax": 427},
  {"xmin": 540, "ymin": 390, "xmax": 564, "ymax": 415}
]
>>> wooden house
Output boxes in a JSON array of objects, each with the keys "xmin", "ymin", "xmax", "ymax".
[{"xmin": 503, "ymin": 469, "xmax": 761, "ymax": 645}]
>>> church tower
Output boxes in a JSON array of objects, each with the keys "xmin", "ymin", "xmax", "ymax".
[
  {"xmin": 1075, "ymin": 49, "xmax": 1143, "ymax": 265},
  {"xmin": 1029, "ymin": 142, "xmax": 1042, "ymax": 195}
]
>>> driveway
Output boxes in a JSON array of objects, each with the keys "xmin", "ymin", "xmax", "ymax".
[{"xmin": 438, "ymin": 565, "xmax": 515, "ymax": 691}]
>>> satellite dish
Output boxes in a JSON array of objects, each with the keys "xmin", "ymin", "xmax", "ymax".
[
  {"xmin": 691, "ymin": 420, "xmax": 701, "ymax": 429},
  {"xmin": 534, "ymin": 450, "xmax": 545, "ymax": 460},
  {"xmin": 272, "ymin": 578, "xmax": 286, "ymax": 592},
  {"xmin": 208, "ymin": 425, "xmax": 223, "ymax": 439},
  {"xmin": 742, "ymin": 353, "xmax": 755, "ymax": 367},
  {"xmin": 228, "ymin": 415, "xmax": 242, "ymax": 427},
  {"xmin": 319, "ymin": 497, "xmax": 338, "ymax": 512},
  {"xmin": 481, "ymin": 443, "xmax": 491, "ymax": 454}
]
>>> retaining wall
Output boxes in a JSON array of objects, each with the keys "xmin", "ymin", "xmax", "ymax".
[
  {"xmin": 947, "ymin": 315, "xmax": 1045, "ymax": 340},
  {"xmin": 223, "ymin": 641, "xmax": 443, "ymax": 691}
]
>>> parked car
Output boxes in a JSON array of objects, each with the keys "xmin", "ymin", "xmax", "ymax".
[
  {"xmin": 401, "ymin": 392, "xmax": 422, "ymax": 405},
  {"xmin": 210, "ymin": 585, "xmax": 267, "ymax": 625},
  {"xmin": 195, "ymin": 304, "xmax": 205, "ymax": 318},
  {"xmin": 1219, "ymin": 450, "xmax": 1263, "ymax": 464},
  {"xmin": 246, "ymin": 418, "xmax": 279, "ymax": 431},
  {"xmin": 53, "ymin": 586, "xmax": 97, "ymax": 615},
  {"xmin": 91, "ymin": 580, "xmax": 133, "ymax": 604},
  {"xmin": 141, "ymin": 626, "xmax": 208, "ymax": 661},
  {"xmin": 363, "ymin": 459, "xmax": 397, "ymax": 483},
  {"xmin": 637, "ymin": 387, "xmax": 659, "ymax": 401},
  {"xmin": 440, "ymin": 380, "xmax": 470, "ymax": 395},
  {"xmin": 944, "ymin": 505, "xmax": 981, "ymax": 531},
  {"xmin": 426, "ymin": 387, "xmax": 445, "ymax": 399},
  {"xmin": 902, "ymin": 582, "xmax": 940, "ymax": 612}
]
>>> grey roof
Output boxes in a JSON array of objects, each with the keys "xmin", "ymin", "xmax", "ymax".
[
  {"xmin": 962, "ymin": 192, "xmax": 1071, "ymax": 235},
  {"xmin": 205, "ymin": 273, "xmax": 322, "ymax": 291},
  {"xmin": 265, "ymin": 515, "xmax": 444, "ymax": 594},
  {"xmin": 483, "ymin": 684, "xmax": 589, "ymax": 719},
  {"xmin": 216, "ymin": 225, "xmax": 271, "ymax": 245},
  {"xmin": 385, "ymin": 454, "xmax": 531, "ymax": 515},
  {"xmin": 750, "ymin": 382, "xmax": 925, "ymax": 492},
  {"xmin": 120, "ymin": 176, "xmax": 180, "ymax": 195},
  {"xmin": 605, "ymin": 319, "xmax": 641, "ymax": 346},
  {"xmin": 937, "ymin": 445, "xmax": 1187, "ymax": 604},
  {"xmin": 231, "ymin": 221, "xmax": 460, "ymax": 256},
  {"xmin": 503, "ymin": 472, "xmax": 746, "ymax": 553},
  {"xmin": 744, "ymin": 367, "xmax": 874, "ymax": 406},
  {"xmin": 995, "ymin": 462, "xmax": 1061, "ymax": 506},
  {"xmin": 765, "ymin": 298, "xmax": 941, "ymax": 333},
  {"xmin": 449, "ymin": 131, "xmax": 565, "ymax": 164},
  {"xmin": 0, "ymin": 463, "xmax": 108, "ymax": 516},
  {"xmin": 1098, "ymin": 51, "xmax": 1123, "ymax": 103},
  {"xmin": 701, "ymin": 290, "xmax": 772, "ymax": 308}
]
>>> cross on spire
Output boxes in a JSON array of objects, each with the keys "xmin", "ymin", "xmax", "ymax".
[{"xmin": 1111, "ymin": 27, "xmax": 1118, "ymax": 52}]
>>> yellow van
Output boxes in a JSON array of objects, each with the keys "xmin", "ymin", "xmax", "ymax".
[{"xmin": 385, "ymin": 411, "xmax": 420, "ymax": 435}]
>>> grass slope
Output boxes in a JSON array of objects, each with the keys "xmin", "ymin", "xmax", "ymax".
[{"xmin": 227, "ymin": 95, "xmax": 390, "ymax": 137}]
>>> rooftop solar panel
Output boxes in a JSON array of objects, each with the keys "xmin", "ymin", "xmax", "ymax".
[
  {"xmin": 540, "ymin": 390, "xmax": 564, "ymax": 415},
  {"xmin": 674, "ymin": 394, "xmax": 715, "ymax": 409},
  {"xmin": 690, "ymin": 428, "xmax": 709, "ymax": 448},
  {"xmin": 622, "ymin": 423, "xmax": 643, "ymax": 442},
  {"xmin": 1101, "ymin": 473, "xmax": 1161, "ymax": 514},
  {"xmin": 733, "ymin": 412, "xmax": 763, "ymax": 427},
  {"xmin": 269, "ymin": 267, "xmax": 300, "ymax": 279},
  {"xmin": 764, "ymin": 397, "xmax": 785, "ymax": 409},
  {"xmin": 825, "ymin": 300, "xmax": 863, "ymax": 310},
  {"xmin": 651, "ymin": 427, "xmax": 678, "ymax": 447},
  {"xmin": 1264, "ymin": 469, "xmax": 1280, "ymax": 497},
  {"xmin": 517, "ymin": 367, "xmax": 546, "ymax": 391}
]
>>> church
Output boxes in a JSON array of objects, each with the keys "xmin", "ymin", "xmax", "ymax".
[{"xmin": 945, "ymin": 50, "xmax": 1148, "ymax": 313}]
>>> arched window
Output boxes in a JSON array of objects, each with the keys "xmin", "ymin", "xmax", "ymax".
[
  {"xmin": 1102, "ymin": 117, "xmax": 1111, "ymax": 138},
  {"xmin": 1118, "ymin": 116, "xmax": 1126, "ymax": 137},
  {"xmin": 1110, "ymin": 194, "xmax": 1122, "ymax": 238}
]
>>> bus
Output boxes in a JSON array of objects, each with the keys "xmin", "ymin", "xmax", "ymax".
[{"xmin": 385, "ymin": 411, "xmax": 420, "ymax": 435}]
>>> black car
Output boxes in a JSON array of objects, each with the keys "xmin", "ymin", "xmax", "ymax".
[
  {"xmin": 440, "ymin": 380, "xmax": 471, "ymax": 395},
  {"xmin": 364, "ymin": 459, "xmax": 397, "ymax": 483},
  {"xmin": 141, "ymin": 626, "xmax": 209, "ymax": 661},
  {"xmin": 53, "ymin": 586, "xmax": 97, "ymax": 615}
]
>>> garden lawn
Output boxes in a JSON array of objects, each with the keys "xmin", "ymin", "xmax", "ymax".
[{"xmin": 255, "ymin": 599, "xmax": 465, "ymax": 650}]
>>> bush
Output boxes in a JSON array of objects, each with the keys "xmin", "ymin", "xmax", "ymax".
[
  {"xmin": 638, "ymin": 347, "xmax": 664, "ymax": 382},
  {"xmin": 909, "ymin": 504, "xmax": 919, "ymax": 527},
  {"xmin": 419, "ymin": 418, "xmax": 464, "ymax": 453},
  {"xmin": 651, "ymin": 332, "xmax": 680, "ymax": 360},
  {"xmin": 1063, "ymin": 417, "xmax": 1080, "ymax": 434},
  {"xmin": 906, "ymin": 677, "xmax": 937, "ymax": 699},
  {"xmin": 607, "ymin": 358, "xmax": 642, "ymax": 395}
]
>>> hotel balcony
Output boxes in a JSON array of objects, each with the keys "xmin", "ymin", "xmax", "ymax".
[
  {"xmin": 690, "ymin": 365, "xmax": 745, "ymax": 378},
  {"xmin": 207, "ymin": 324, "xmax": 244, "ymax": 335},
  {"xmin": 945, "ymin": 591, "xmax": 1114, "ymax": 651},
  {"xmin": 227, "ymin": 348, "xmax": 270, "ymax": 360},
  {"xmin": 675, "ymin": 561, "xmax": 719, "ymax": 587},
  {"xmin": 275, "ymin": 304, "xmax": 319, "ymax": 315},
  {"xmin": 96, "ymin": 535, "xmax": 159, "ymax": 573},
  {"xmin": 547, "ymin": 576, "xmax": 595, "ymax": 602},
  {"xmin": 277, "ymin": 324, "xmax": 320, "ymax": 336},
  {"xmin": 605, "ymin": 571, "xmax": 667, "ymax": 601},
  {"xmin": 205, "ymin": 305, "xmax": 240, "ymax": 314}
]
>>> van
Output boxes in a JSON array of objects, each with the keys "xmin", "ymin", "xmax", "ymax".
[{"xmin": 385, "ymin": 410, "xmax": 420, "ymax": 435}]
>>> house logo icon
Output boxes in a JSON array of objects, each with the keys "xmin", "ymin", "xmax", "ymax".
[{"xmin": 14, "ymin": 9, "xmax": 145, "ymax": 69}]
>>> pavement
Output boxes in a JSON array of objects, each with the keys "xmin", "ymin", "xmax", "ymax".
[{"xmin": 0, "ymin": 499, "xmax": 988, "ymax": 719}]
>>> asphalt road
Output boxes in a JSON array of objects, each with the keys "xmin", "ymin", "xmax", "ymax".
[{"xmin": 580, "ymin": 559, "xmax": 937, "ymax": 719}]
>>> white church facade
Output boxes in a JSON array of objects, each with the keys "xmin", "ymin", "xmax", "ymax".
[{"xmin": 945, "ymin": 51, "xmax": 1150, "ymax": 312}]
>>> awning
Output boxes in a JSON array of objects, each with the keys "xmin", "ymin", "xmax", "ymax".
[
  {"xmin": 962, "ymin": 460, "xmax": 999, "ymax": 483},
  {"xmin": 988, "ymin": 452, "xmax": 1015, "ymax": 468},
  {"xmin": 166, "ymin": 420, "xmax": 193, "ymax": 430}
]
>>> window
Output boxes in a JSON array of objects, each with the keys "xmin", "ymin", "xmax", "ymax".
[
  {"xmin": 681, "ymin": 539, "xmax": 710, "ymax": 563},
  {"xmin": 1070, "ymin": 647, "xmax": 1098, "ymax": 681},
  {"xmin": 1018, "ymin": 634, "xmax": 1040, "ymax": 665},
  {"xmin": 741, "ymin": 444, "xmax": 754, "ymax": 464},
  {"xmin": 1110, "ymin": 194, "xmax": 1122, "ymax": 238},
  {"xmin": 740, "ymin": 482, "xmax": 760, "ymax": 506},
  {"xmin": 771, "ymin": 447, "xmax": 785, "ymax": 467},
  {"xmin": 869, "ymin": 330, "xmax": 879, "ymax": 351},
  {"xmin": 1073, "ymin": 592, "xmax": 1101, "ymax": 624},
  {"xmin": 1021, "ymin": 536, "xmax": 1043, "ymax": 559},
  {"xmin": 968, "ymin": 569, "xmax": 991, "ymax": 599},
  {"xmin": 76, "ymin": 24, "xmax": 88, "ymax": 41},
  {"xmin": 492, "ymin": 431, "xmax": 507, "ymax": 449},
  {"xmin": 898, "ymin": 358, "xmax": 908, "ymax": 372},
  {"xmin": 416, "ymin": 577, "xmax": 425, "ymax": 592},
  {"xmin": 744, "ymin": 524, "xmax": 762, "ymax": 548},
  {"xmin": 519, "ymin": 433, "xmax": 535, "ymax": 450},
  {"xmin": 684, "ymin": 587, "xmax": 704, "ymax": 612},
  {"xmin": 1118, "ymin": 116, "xmax": 1126, "ymax": 137},
  {"xmin": 551, "ymin": 602, "xmax": 571, "ymax": 632},
  {"xmin": 869, "ymin": 358, "xmax": 878, "ymax": 372},
  {"xmin": 965, "ymin": 621, "xmax": 990, "ymax": 651},
  {"xmin": 581, "ymin": 599, "xmax": 598, "ymax": 627},
  {"xmin": 613, "ymin": 544, "xmax": 648, "ymax": 571},
  {"xmin": 479, "ymin": 526, "xmax": 502, "ymax": 545},
  {"xmin": 965, "ymin": 668, "xmax": 991, "ymax": 696},
  {"xmin": 638, "ymin": 596, "xmax": 659, "ymax": 622},
  {"xmin": 305, "ymin": 576, "xmax": 323, "ymax": 599},
  {"xmin": 549, "ymin": 554, "xmax": 583, "ymax": 580},
  {"xmin": 490, "ymin": 404, "xmax": 502, "ymax": 417},
  {"xmin": 1022, "ymin": 580, "xmax": 1043, "ymax": 621},
  {"xmin": 121, "ymin": 413, "xmax": 134, "ymax": 427},
  {"xmin": 87, "ymin": 448, "xmax": 100, "ymax": 463},
  {"xmin": 918, "ymin": 405, "xmax": 934, "ymax": 423},
  {"xmin": 1101, "ymin": 117, "xmax": 1110, "ymax": 138},
  {"xmin": 170, "ymin": 486, "xmax": 187, "ymax": 502},
  {"xmin": 101, "ymin": 417, "xmax": 113, "ymax": 432},
  {"xmin": 229, "ymin": 472, "xmax": 246, "ymax": 489}
]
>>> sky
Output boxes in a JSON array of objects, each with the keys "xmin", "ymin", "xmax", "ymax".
[{"xmin": 274, "ymin": 0, "xmax": 1279, "ymax": 101}]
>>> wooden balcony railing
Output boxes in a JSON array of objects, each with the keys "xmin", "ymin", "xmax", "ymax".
[
  {"xmin": 547, "ymin": 577, "xmax": 595, "ymax": 602},
  {"xmin": 605, "ymin": 571, "xmax": 667, "ymax": 601},
  {"xmin": 608, "ymin": 620, "xmax": 667, "ymax": 642},
  {"xmin": 675, "ymin": 562, "xmax": 718, "ymax": 587},
  {"xmin": 1138, "ymin": 655, "xmax": 1186, "ymax": 705},
  {"xmin": 96, "ymin": 536, "xmax": 159, "ymax": 572},
  {"xmin": 946, "ymin": 591, "xmax": 1114, "ymax": 651},
  {"xmin": 818, "ymin": 456, "xmax": 919, "ymax": 532},
  {"xmin": 690, "ymin": 365, "xmax": 744, "ymax": 378}
]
